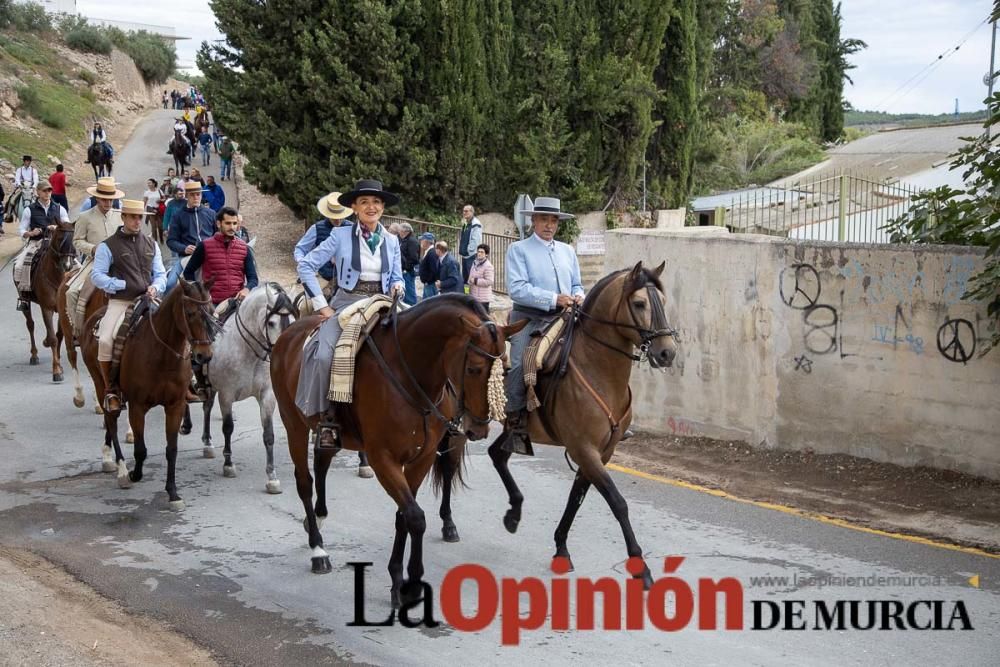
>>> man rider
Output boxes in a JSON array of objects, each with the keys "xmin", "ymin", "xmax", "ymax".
[
  {"xmin": 84, "ymin": 122, "xmax": 113, "ymax": 162},
  {"xmin": 293, "ymin": 191, "xmax": 353, "ymax": 298},
  {"xmin": 13, "ymin": 155, "xmax": 39, "ymax": 198},
  {"xmin": 13, "ymin": 179, "xmax": 70, "ymax": 311},
  {"xmin": 165, "ymin": 181, "xmax": 216, "ymax": 292},
  {"xmin": 65, "ymin": 177, "xmax": 125, "ymax": 335},
  {"xmin": 503, "ymin": 196, "xmax": 584, "ymax": 453},
  {"xmin": 90, "ymin": 199, "xmax": 165, "ymax": 412}
]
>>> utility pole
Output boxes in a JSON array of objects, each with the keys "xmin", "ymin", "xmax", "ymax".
[{"xmin": 989, "ymin": 19, "xmax": 997, "ymax": 138}]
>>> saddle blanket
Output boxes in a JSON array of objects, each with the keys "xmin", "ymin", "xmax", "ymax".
[
  {"xmin": 328, "ymin": 294, "xmax": 394, "ymax": 403},
  {"xmin": 524, "ymin": 313, "xmax": 568, "ymax": 412}
]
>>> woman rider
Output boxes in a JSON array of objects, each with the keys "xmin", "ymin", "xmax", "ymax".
[
  {"xmin": 295, "ymin": 179, "xmax": 404, "ymax": 448},
  {"xmin": 90, "ymin": 122, "xmax": 113, "ymax": 160}
]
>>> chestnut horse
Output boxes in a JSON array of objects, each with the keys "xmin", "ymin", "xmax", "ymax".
[
  {"xmin": 80, "ymin": 279, "xmax": 218, "ymax": 507},
  {"xmin": 17, "ymin": 221, "xmax": 76, "ymax": 381},
  {"xmin": 271, "ymin": 294, "xmax": 525, "ymax": 607},
  {"xmin": 436, "ymin": 262, "xmax": 678, "ymax": 587}
]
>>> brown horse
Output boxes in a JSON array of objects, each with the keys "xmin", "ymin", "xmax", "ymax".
[
  {"xmin": 80, "ymin": 279, "xmax": 217, "ymax": 506},
  {"xmin": 436, "ymin": 262, "xmax": 678, "ymax": 587},
  {"xmin": 17, "ymin": 222, "xmax": 77, "ymax": 381},
  {"xmin": 271, "ymin": 294, "xmax": 526, "ymax": 607},
  {"xmin": 57, "ymin": 270, "xmax": 107, "ymax": 411}
]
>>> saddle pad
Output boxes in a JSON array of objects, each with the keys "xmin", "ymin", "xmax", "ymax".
[
  {"xmin": 109, "ymin": 301, "xmax": 138, "ymax": 372},
  {"xmin": 523, "ymin": 315, "xmax": 567, "ymax": 412},
  {"xmin": 328, "ymin": 294, "xmax": 394, "ymax": 403}
]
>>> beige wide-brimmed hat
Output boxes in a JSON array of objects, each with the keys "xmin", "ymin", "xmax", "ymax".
[
  {"xmin": 120, "ymin": 199, "xmax": 150, "ymax": 217},
  {"xmin": 183, "ymin": 180, "xmax": 206, "ymax": 194},
  {"xmin": 316, "ymin": 191, "xmax": 353, "ymax": 220},
  {"xmin": 86, "ymin": 177, "xmax": 125, "ymax": 200}
]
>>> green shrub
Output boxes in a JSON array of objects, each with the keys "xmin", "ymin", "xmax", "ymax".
[
  {"xmin": 64, "ymin": 25, "xmax": 112, "ymax": 55},
  {"xmin": 1, "ymin": 1, "xmax": 51, "ymax": 33},
  {"xmin": 77, "ymin": 69, "xmax": 98, "ymax": 85},
  {"xmin": 116, "ymin": 30, "xmax": 176, "ymax": 84},
  {"xmin": 80, "ymin": 88, "xmax": 96, "ymax": 102},
  {"xmin": 15, "ymin": 83, "xmax": 63, "ymax": 127}
]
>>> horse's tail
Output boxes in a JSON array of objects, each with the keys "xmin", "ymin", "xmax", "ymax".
[{"xmin": 431, "ymin": 433, "xmax": 469, "ymax": 496}]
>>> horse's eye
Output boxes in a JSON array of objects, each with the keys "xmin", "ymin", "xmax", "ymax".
[
  {"xmin": 467, "ymin": 366, "xmax": 484, "ymax": 376},
  {"xmin": 633, "ymin": 301, "xmax": 646, "ymax": 309}
]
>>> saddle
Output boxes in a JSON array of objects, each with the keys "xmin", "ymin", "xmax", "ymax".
[
  {"xmin": 327, "ymin": 295, "xmax": 394, "ymax": 403},
  {"xmin": 523, "ymin": 309, "xmax": 574, "ymax": 412},
  {"xmin": 98, "ymin": 297, "xmax": 157, "ymax": 380}
]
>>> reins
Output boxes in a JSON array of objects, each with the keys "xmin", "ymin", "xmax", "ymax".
[
  {"xmin": 148, "ymin": 290, "xmax": 214, "ymax": 361},
  {"xmin": 234, "ymin": 284, "xmax": 296, "ymax": 362}
]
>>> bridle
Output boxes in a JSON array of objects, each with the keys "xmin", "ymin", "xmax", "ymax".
[
  {"xmin": 234, "ymin": 284, "xmax": 296, "ymax": 362},
  {"xmin": 47, "ymin": 227, "xmax": 77, "ymax": 271},
  {"xmin": 149, "ymin": 289, "xmax": 215, "ymax": 361},
  {"xmin": 365, "ymin": 301, "xmax": 503, "ymax": 446},
  {"xmin": 577, "ymin": 281, "xmax": 678, "ymax": 363}
]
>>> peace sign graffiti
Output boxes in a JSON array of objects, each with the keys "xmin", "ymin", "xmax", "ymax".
[
  {"xmin": 779, "ymin": 264, "xmax": 821, "ymax": 310},
  {"xmin": 936, "ymin": 319, "xmax": 975, "ymax": 364}
]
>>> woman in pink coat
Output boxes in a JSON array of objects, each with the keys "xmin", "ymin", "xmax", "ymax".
[{"xmin": 467, "ymin": 243, "xmax": 495, "ymax": 312}]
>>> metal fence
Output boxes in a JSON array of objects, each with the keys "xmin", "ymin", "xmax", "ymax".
[
  {"xmin": 382, "ymin": 215, "xmax": 517, "ymax": 294},
  {"xmin": 716, "ymin": 173, "xmax": 921, "ymax": 243}
]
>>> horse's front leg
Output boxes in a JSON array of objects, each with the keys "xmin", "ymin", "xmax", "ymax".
[
  {"xmin": 259, "ymin": 392, "xmax": 281, "ymax": 494},
  {"xmin": 64, "ymin": 328, "xmax": 85, "ymax": 408},
  {"xmin": 398, "ymin": 454, "xmax": 435, "ymax": 609},
  {"xmin": 221, "ymin": 397, "xmax": 237, "ymax": 478},
  {"xmin": 553, "ymin": 471, "xmax": 591, "ymax": 572},
  {"xmin": 437, "ymin": 437, "xmax": 459, "ymax": 543},
  {"xmin": 488, "ymin": 430, "xmax": 525, "ymax": 533},
  {"xmin": 180, "ymin": 403, "xmax": 192, "ymax": 436},
  {"xmin": 126, "ymin": 403, "xmax": 149, "ymax": 487},
  {"xmin": 22, "ymin": 306, "xmax": 39, "ymax": 366},
  {"xmin": 44, "ymin": 307, "xmax": 63, "ymax": 382},
  {"xmin": 163, "ymin": 401, "xmax": 186, "ymax": 509},
  {"xmin": 313, "ymin": 446, "xmax": 335, "ymax": 525},
  {"xmin": 201, "ymin": 390, "xmax": 215, "ymax": 457}
]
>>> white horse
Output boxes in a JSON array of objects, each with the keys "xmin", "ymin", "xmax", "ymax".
[{"xmin": 199, "ymin": 283, "xmax": 298, "ymax": 493}]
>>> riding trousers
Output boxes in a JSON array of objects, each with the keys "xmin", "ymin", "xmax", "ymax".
[
  {"xmin": 503, "ymin": 307, "xmax": 558, "ymax": 414},
  {"xmin": 12, "ymin": 239, "xmax": 41, "ymax": 294},
  {"xmin": 294, "ymin": 289, "xmax": 370, "ymax": 418},
  {"xmin": 66, "ymin": 259, "xmax": 97, "ymax": 334},
  {"xmin": 97, "ymin": 299, "xmax": 130, "ymax": 362}
]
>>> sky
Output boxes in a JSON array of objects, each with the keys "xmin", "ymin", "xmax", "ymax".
[{"xmin": 76, "ymin": 0, "xmax": 997, "ymax": 116}]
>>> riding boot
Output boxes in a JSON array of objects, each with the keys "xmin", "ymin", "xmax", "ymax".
[
  {"xmin": 316, "ymin": 405, "xmax": 342, "ymax": 452},
  {"xmin": 186, "ymin": 366, "xmax": 210, "ymax": 403},
  {"xmin": 502, "ymin": 410, "xmax": 534, "ymax": 456},
  {"xmin": 15, "ymin": 298, "xmax": 28, "ymax": 312},
  {"xmin": 99, "ymin": 361, "xmax": 121, "ymax": 413}
]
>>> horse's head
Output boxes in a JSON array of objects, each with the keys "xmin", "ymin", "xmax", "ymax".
[
  {"xmin": 176, "ymin": 277, "xmax": 219, "ymax": 369},
  {"xmin": 583, "ymin": 261, "xmax": 678, "ymax": 369},
  {"xmin": 48, "ymin": 221, "xmax": 76, "ymax": 272},
  {"xmin": 262, "ymin": 282, "xmax": 297, "ymax": 347},
  {"xmin": 456, "ymin": 304, "xmax": 528, "ymax": 440}
]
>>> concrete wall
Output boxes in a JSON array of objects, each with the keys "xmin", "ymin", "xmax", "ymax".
[{"xmin": 605, "ymin": 229, "xmax": 1000, "ymax": 479}]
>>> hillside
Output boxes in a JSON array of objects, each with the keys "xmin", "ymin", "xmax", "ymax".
[
  {"xmin": 845, "ymin": 108, "xmax": 988, "ymax": 129},
  {"xmin": 0, "ymin": 29, "xmax": 183, "ymax": 188}
]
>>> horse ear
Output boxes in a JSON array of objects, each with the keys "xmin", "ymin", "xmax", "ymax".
[
  {"xmin": 502, "ymin": 318, "xmax": 529, "ymax": 338},
  {"xmin": 203, "ymin": 276, "xmax": 216, "ymax": 292},
  {"xmin": 627, "ymin": 261, "xmax": 643, "ymax": 283},
  {"xmin": 264, "ymin": 282, "xmax": 274, "ymax": 303},
  {"xmin": 652, "ymin": 260, "xmax": 665, "ymax": 278}
]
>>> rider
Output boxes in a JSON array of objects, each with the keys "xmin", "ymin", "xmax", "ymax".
[
  {"xmin": 293, "ymin": 191, "xmax": 353, "ymax": 297},
  {"xmin": 90, "ymin": 199, "xmax": 165, "ymax": 412},
  {"xmin": 503, "ymin": 196, "xmax": 584, "ymax": 453},
  {"xmin": 164, "ymin": 181, "xmax": 216, "ymax": 292},
  {"xmin": 13, "ymin": 155, "xmax": 39, "ymax": 198},
  {"xmin": 66, "ymin": 177, "xmax": 125, "ymax": 336},
  {"xmin": 295, "ymin": 179, "xmax": 404, "ymax": 450},
  {"xmin": 85, "ymin": 122, "xmax": 113, "ymax": 163},
  {"xmin": 13, "ymin": 179, "xmax": 71, "ymax": 311},
  {"xmin": 182, "ymin": 206, "xmax": 258, "ymax": 315}
]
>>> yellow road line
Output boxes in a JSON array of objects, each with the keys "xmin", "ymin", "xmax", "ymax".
[{"xmin": 606, "ymin": 463, "xmax": 1000, "ymax": 561}]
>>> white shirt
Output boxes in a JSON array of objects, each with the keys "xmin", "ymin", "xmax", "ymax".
[
  {"xmin": 143, "ymin": 189, "xmax": 161, "ymax": 209},
  {"xmin": 356, "ymin": 223, "xmax": 384, "ymax": 282},
  {"xmin": 19, "ymin": 199, "xmax": 70, "ymax": 235},
  {"xmin": 14, "ymin": 166, "xmax": 38, "ymax": 189}
]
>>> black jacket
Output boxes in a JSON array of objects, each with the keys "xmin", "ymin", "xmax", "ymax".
[
  {"xmin": 399, "ymin": 233, "xmax": 420, "ymax": 272},
  {"xmin": 418, "ymin": 248, "xmax": 439, "ymax": 284}
]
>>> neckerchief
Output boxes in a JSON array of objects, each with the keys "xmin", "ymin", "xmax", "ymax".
[{"xmin": 361, "ymin": 224, "xmax": 380, "ymax": 254}]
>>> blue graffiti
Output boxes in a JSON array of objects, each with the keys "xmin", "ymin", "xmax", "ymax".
[{"xmin": 871, "ymin": 324, "xmax": 924, "ymax": 355}]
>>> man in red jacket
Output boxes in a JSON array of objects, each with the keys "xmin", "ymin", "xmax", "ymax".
[{"xmin": 183, "ymin": 206, "xmax": 258, "ymax": 312}]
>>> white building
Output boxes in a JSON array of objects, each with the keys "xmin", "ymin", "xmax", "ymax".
[{"xmin": 14, "ymin": 0, "xmax": 187, "ymax": 42}]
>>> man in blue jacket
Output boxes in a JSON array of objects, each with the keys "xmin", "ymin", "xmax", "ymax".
[
  {"xmin": 202, "ymin": 175, "xmax": 225, "ymax": 212},
  {"xmin": 293, "ymin": 191, "xmax": 353, "ymax": 297},
  {"xmin": 434, "ymin": 241, "xmax": 464, "ymax": 294},
  {"xmin": 165, "ymin": 181, "xmax": 216, "ymax": 292}
]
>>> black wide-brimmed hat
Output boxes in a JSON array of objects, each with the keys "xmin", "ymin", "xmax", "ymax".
[
  {"xmin": 22, "ymin": 155, "xmax": 32, "ymax": 162},
  {"xmin": 338, "ymin": 179, "xmax": 400, "ymax": 208}
]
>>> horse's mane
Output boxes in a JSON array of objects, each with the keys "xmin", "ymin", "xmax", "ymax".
[
  {"xmin": 165, "ymin": 281, "xmax": 223, "ymax": 340},
  {"xmin": 581, "ymin": 265, "xmax": 664, "ymax": 313},
  {"xmin": 400, "ymin": 292, "xmax": 490, "ymax": 323}
]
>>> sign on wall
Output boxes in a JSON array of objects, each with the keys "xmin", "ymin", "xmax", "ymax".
[{"xmin": 576, "ymin": 230, "xmax": 606, "ymax": 256}]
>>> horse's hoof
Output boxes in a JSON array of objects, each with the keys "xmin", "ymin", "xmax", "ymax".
[
  {"xmin": 311, "ymin": 556, "xmax": 332, "ymax": 574},
  {"xmin": 169, "ymin": 499, "xmax": 185, "ymax": 511},
  {"xmin": 128, "ymin": 470, "xmax": 142, "ymax": 484},
  {"xmin": 399, "ymin": 580, "xmax": 423, "ymax": 607},
  {"xmin": 73, "ymin": 396, "xmax": 85, "ymax": 408},
  {"xmin": 265, "ymin": 480, "xmax": 281, "ymax": 495},
  {"xmin": 442, "ymin": 525, "xmax": 460, "ymax": 543},
  {"xmin": 125, "ymin": 431, "xmax": 134, "ymax": 444},
  {"xmin": 639, "ymin": 567, "xmax": 654, "ymax": 591},
  {"xmin": 29, "ymin": 357, "xmax": 39, "ymax": 366},
  {"xmin": 52, "ymin": 373, "xmax": 63, "ymax": 383},
  {"xmin": 117, "ymin": 474, "xmax": 132, "ymax": 489},
  {"xmin": 503, "ymin": 509, "xmax": 521, "ymax": 534},
  {"xmin": 94, "ymin": 404, "xmax": 103, "ymax": 415},
  {"xmin": 102, "ymin": 460, "xmax": 117, "ymax": 473},
  {"xmin": 357, "ymin": 465, "xmax": 374, "ymax": 479},
  {"xmin": 223, "ymin": 465, "xmax": 236, "ymax": 478},
  {"xmin": 179, "ymin": 424, "xmax": 192, "ymax": 436},
  {"xmin": 390, "ymin": 589, "xmax": 401, "ymax": 610},
  {"xmin": 202, "ymin": 446, "xmax": 215, "ymax": 459}
]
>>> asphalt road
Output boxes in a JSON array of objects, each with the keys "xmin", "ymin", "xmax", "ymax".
[{"xmin": 0, "ymin": 111, "xmax": 998, "ymax": 665}]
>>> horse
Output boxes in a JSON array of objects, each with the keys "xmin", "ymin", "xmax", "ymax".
[
  {"xmin": 15, "ymin": 221, "xmax": 76, "ymax": 381},
  {"xmin": 198, "ymin": 283, "xmax": 297, "ymax": 493},
  {"xmin": 271, "ymin": 294, "xmax": 526, "ymax": 607},
  {"xmin": 2, "ymin": 186, "xmax": 33, "ymax": 224},
  {"xmin": 87, "ymin": 142, "xmax": 113, "ymax": 179},
  {"xmin": 435, "ymin": 262, "xmax": 678, "ymax": 588},
  {"xmin": 170, "ymin": 130, "xmax": 191, "ymax": 175},
  {"xmin": 80, "ymin": 279, "xmax": 218, "ymax": 505}
]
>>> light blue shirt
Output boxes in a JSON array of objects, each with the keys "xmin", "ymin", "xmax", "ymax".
[
  {"xmin": 91, "ymin": 234, "xmax": 167, "ymax": 296},
  {"xmin": 292, "ymin": 224, "xmax": 318, "ymax": 263},
  {"xmin": 506, "ymin": 233, "xmax": 584, "ymax": 311}
]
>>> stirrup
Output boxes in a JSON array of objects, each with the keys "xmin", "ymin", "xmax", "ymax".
[
  {"xmin": 103, "ymin": 392, "xmax": 122, "ymax": 413},
  {"xmin": 16, "ymin": 299, "xmax": 29, "ymax": 312},
  {"xmin": 315, "ymin": 413, "xmax": 342, "ymax": 452},
  {"xmin": 501, "ymin": 412, "xmax": 534, "ymax": 456}
]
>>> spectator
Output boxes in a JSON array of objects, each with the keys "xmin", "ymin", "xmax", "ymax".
[
  {"xmin": 162, "ymin": 186, "xmax": 186, "ymax": 245},
  {"xmin": 203, "ymin": 175, "xmax": 225, "ymax": 212},
  {"xmin": 435, "ymin": 241, "xmax": 463, "ymax": 294},
  {"xmin": 198, "ymin": 128, "xmax": 213, "ymax": 166},
  {"xmin": 143, "ymin": 178, "xmax": 161, "ymax": 215},
  {"xmin": 397, "ymin": 222, "xmax": 420, "ymax": 305},
  {"xmin": 458, "ymin": 204, "xmax": 482, "ymax": 283},
  {"xmin": 467, "ymin": 243, "xmax": 494, "ymax": 312},
  {"xmin": 219, "ymin": 136, "xmax": 235, "ymax": 181},
  {"xmin": 418, "ymin": 232, "xmax": 439, "ymax": 299},
  {"xmin": 387, "ymin": 222, "xmax": 400, "ymax": 237},
  {"xmin": 49, "ymin": 164, "xmax": 68, "ymax": 212}
]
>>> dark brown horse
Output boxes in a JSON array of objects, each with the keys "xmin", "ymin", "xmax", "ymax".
[
  {"xmin": 271, "ymin": 294, "xmax": 526, "ymax": 607},
  {"xmin": 17, "ymin": 221, "xmax": 76, "ymax": 381},
  {"xmin": 436, "ymin": 262, "xmax": 678, "ymax": 587},
  {"xmin": 87, "ymin": 142, "xmax": 113, "ymax": 179},
  {"xmin": 80, "ymin": 279, "xmax": 217, "ymax": 506},
  {"xmin": 170, "ymin": 129, "xmax": 191, "ymax": 175}
]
